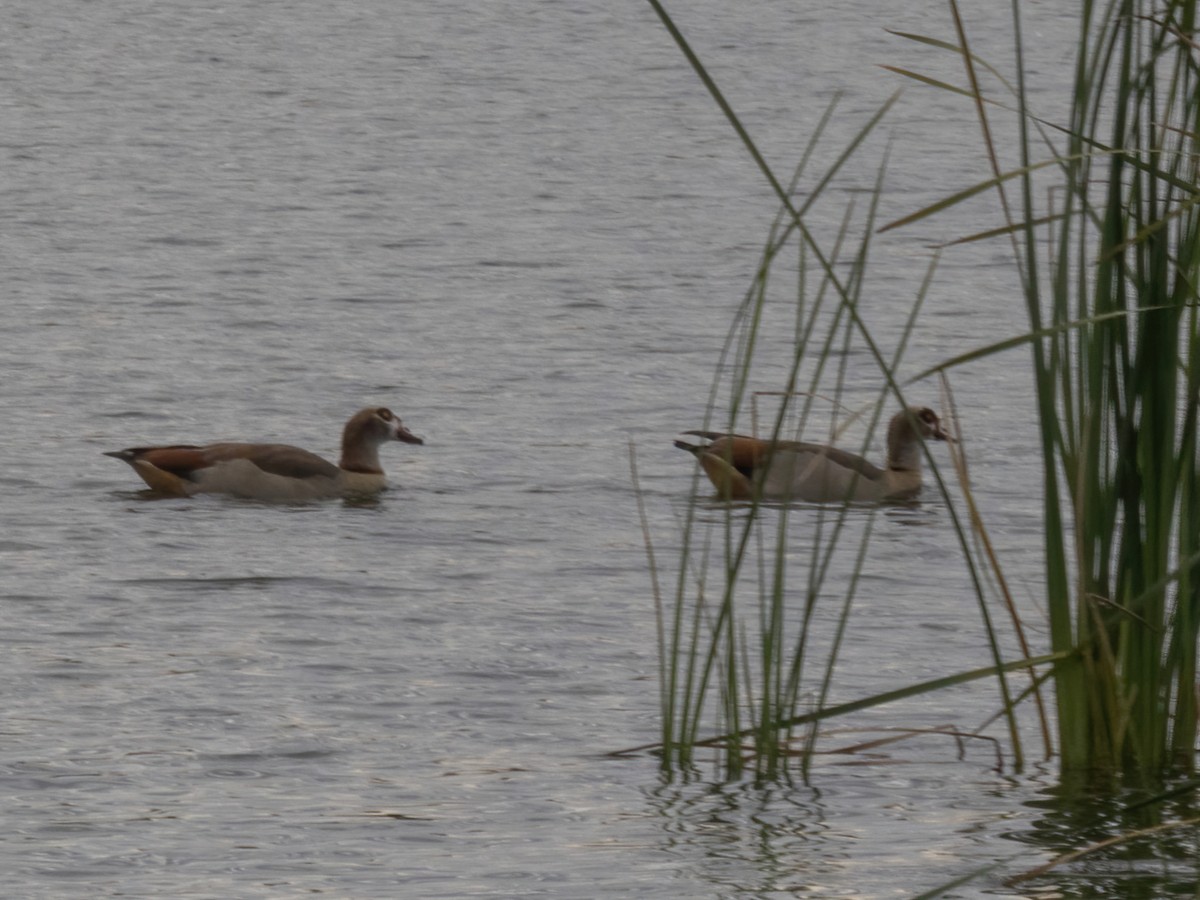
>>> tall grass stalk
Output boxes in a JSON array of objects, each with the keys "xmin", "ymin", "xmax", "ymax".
[
  {"xmin": 892, "ymin": 1, "xmax": 1200, "ymax": 780},
  {"xmin": 642, "ymin": 0, "xmax": 1043, "ymax": 780}
]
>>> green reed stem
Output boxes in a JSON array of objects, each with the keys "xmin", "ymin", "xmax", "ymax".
[
  {"xmin": 642, "ymin": 0, "xmax": 1044, "ymax": 779},
  {"xmin": 890, "ymin": 0, "xmax": 1200, "ymax": 781}
]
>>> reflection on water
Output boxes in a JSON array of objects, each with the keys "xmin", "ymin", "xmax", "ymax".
[
  {"xmin": 646, "ymin": 778, "xmax": 846, "ymax": 895},
  {"xmin": 1004, "ymin": 780, "xmax": 1200, "ymax": 897},
  {"xmin": 636, "ymin": 750, "xmax": 1200, "ymax": 896}
]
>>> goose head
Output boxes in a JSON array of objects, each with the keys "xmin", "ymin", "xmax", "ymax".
[
  {"xmin": 340, "ymin": 407, "xmax": 423, "ymax": 473},
  {"xmin": 886, "ymin": 406, "xmax": 951, "ymax": 472}
]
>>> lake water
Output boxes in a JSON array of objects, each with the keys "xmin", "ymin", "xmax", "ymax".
[{"xmin": 2, "ymin": 1, "xmax": 1196, "ymax": 897}]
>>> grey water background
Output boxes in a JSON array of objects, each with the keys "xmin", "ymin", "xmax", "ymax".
[{"xmin": 3, "ymin": 1, "xmax": 1194, "ymax": 897}]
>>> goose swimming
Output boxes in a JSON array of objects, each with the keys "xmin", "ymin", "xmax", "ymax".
[
  {"xmin": 675, "ymin": 406, "xmax": 950, "ymax": 503},
  {"xmin": 105, "ymin": 407, "xmax": 423, "ymax": 501}
]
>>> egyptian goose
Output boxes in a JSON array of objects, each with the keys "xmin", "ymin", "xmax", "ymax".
[
  {"xmin": 675, "ymin": 406, "xmax": 950, "ymax": 503},
  {"xmin": 105, "ymin": 407, "xmax": 423, "ymax": 501}
]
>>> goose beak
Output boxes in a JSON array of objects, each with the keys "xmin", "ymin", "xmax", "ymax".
[
  {"xmin": 394, "ymin": 421, "xmax": 424, "ymax": 445},
  {"xmin": 932, "ymin": 421, "xmax": 955, "ymax": 443}
]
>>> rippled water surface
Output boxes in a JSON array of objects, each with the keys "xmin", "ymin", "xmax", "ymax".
[{"xmin": 2, "ymin": 1, "xmax": 1196, "ymax": 897}]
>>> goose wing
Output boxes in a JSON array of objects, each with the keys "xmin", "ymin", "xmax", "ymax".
[
  {"xmin": 682, "ymin": 432, "xmax": 885, "ymax": 480},
  {"xmin": 756, "ymin": 441, "xmax": 885, "ymax": 502},
  {"xmin": 770, "ymin": 440, "xmax": 885, "ymax": 481},
  {"xmin": 109, "ymin": 442, "xmax": 340, "ymax": 481},
  {"xmin": 197, "ymin": 443, "xmax": 341, "ymax": 480}
]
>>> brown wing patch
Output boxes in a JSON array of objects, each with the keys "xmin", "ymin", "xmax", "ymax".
[
  {"xmin": 706, "ymin": 436, "xmax": 774, "ymax": 479},
  {"xmin": 702, "ymin": 436, "xmax": 883, "ymax": 485},
  {"xmin": 696, "ymin": 453, "xmax": 754, "ymax": 500},
  {"xmin": 200, "ymin": 443, "xmax": 341, "ymax": 480},
  {"xmin": 130, "ymin": 459, "xmax": 195, "ymax": 496},
  {"xmin": 122, "ymin": 446, "xmax": 210, "ymax": 479}
]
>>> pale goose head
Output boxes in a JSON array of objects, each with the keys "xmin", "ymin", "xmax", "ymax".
[
  {"xmin": 676, "ymin": 406, "xmax": 951, "ymax": 503},
  {"xmin": 884, "ymin": 406, "xmax": 951, "ymax": 473},
  {"xmin": 106, "ymin": 406, "xmax": 424, "ymax": 501},
  {"xmin": 339, "ymin": 406, "xmax": 424, "ymax": 474}
]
